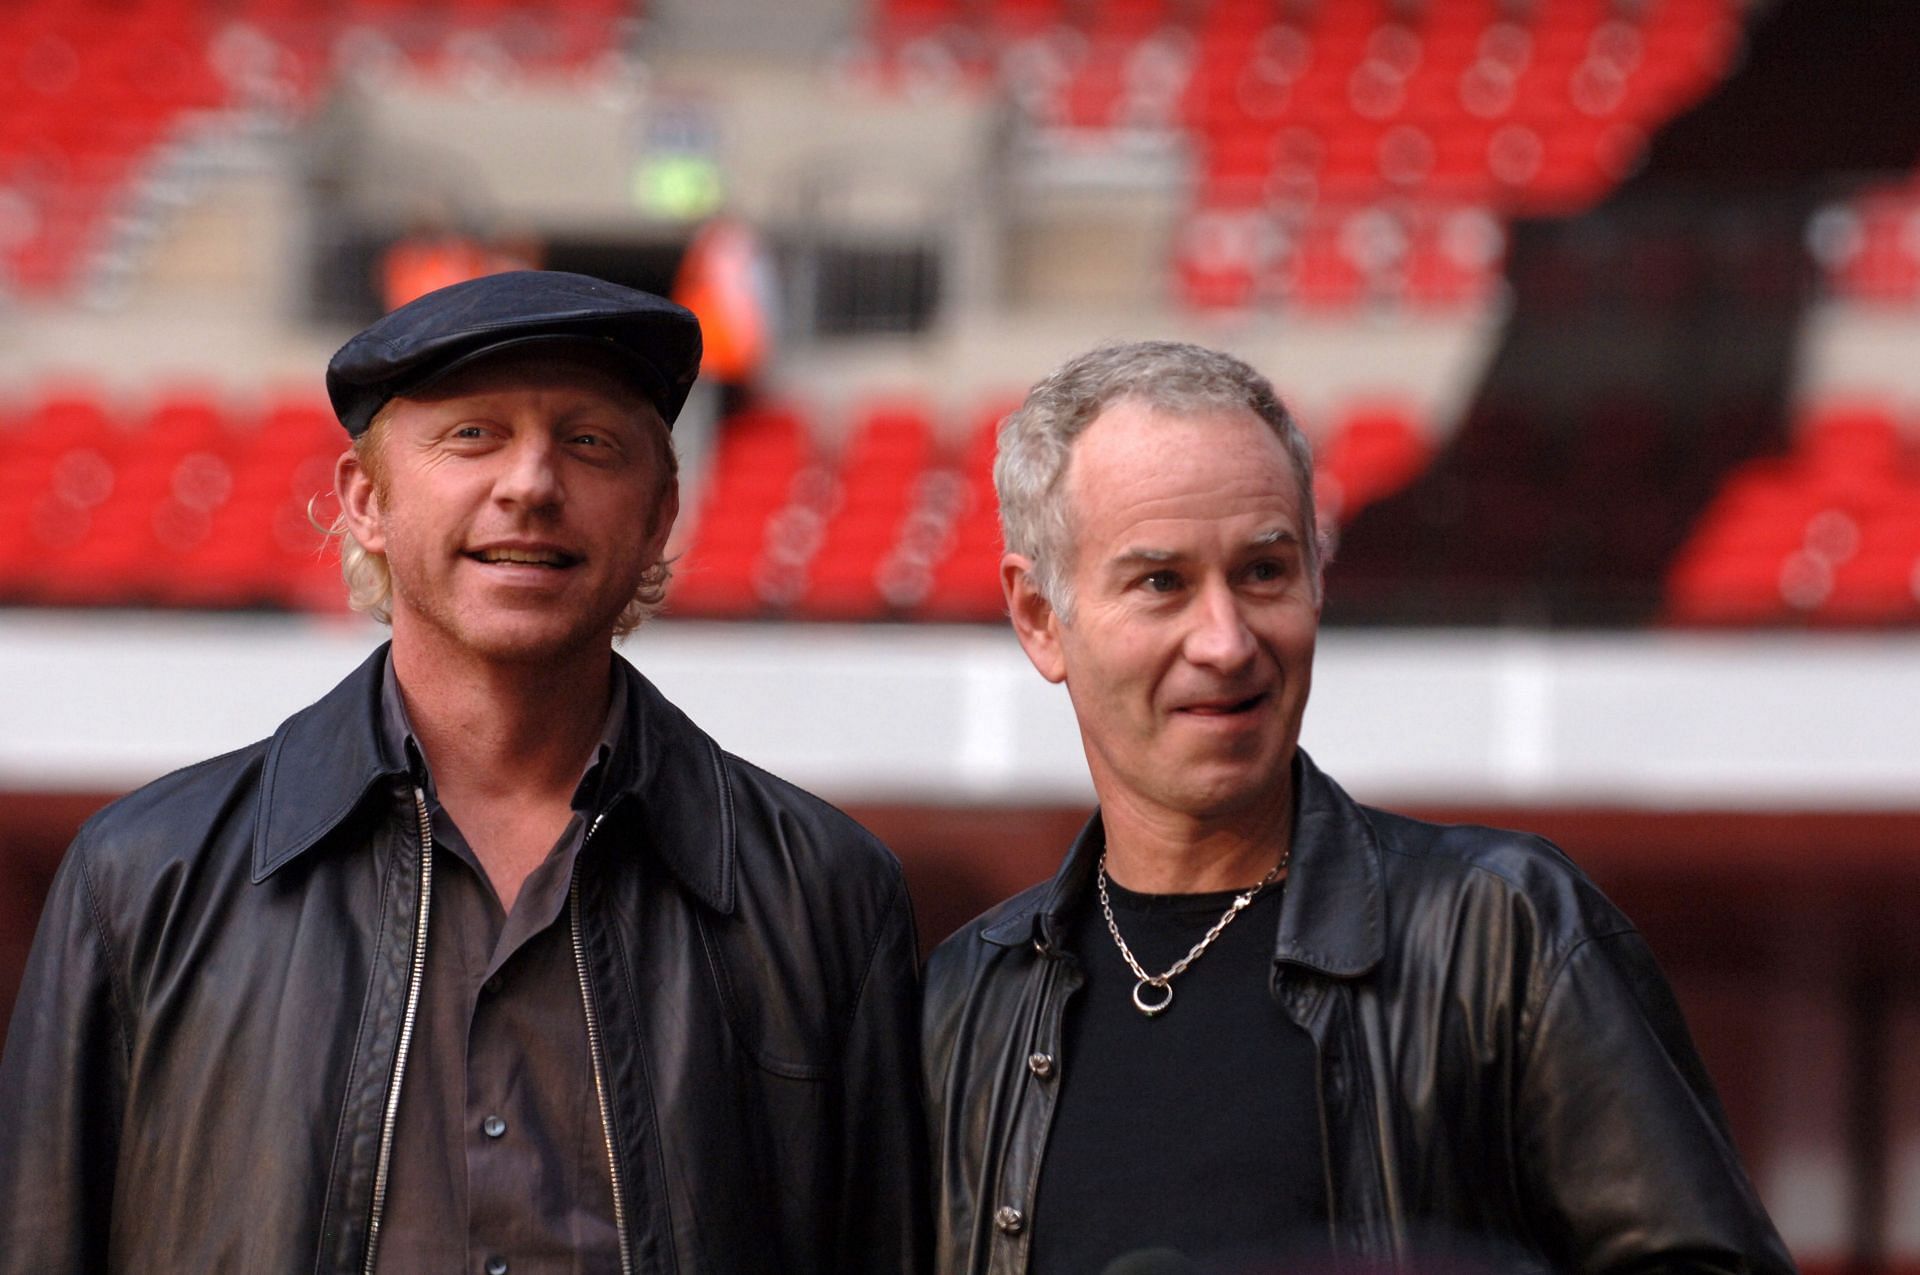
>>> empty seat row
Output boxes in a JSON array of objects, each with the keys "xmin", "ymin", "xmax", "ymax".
[
  {"xmin": 14, "ymin": 385, "xmax": 1919, "ymax": 627},
  {"xmin": 0, "ymin": 384, "xmax": 1432, "ymax": 621},
  {"xmin": 1175, "ymin": 200, "xmax": 1506, "ymax": 309},
  {"xmin": 0, "ymin": 387, "xmax": 348, "ymax": 610},
  {"xmin": 672, "ymin": 396, "xmax": 1431, "ymax": 621},
  {"xmin": 865, "ymin": 0, "xmax": 1739, "ymax": 219}
]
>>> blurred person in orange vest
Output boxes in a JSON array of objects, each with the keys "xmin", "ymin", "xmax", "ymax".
[
  {"xmin": 382, "ymin": 214, "xmax": 544, "ymax": 313},
  {"xmin": 671, "ymin": 215, "xmax": 773, "ymax": 416}
]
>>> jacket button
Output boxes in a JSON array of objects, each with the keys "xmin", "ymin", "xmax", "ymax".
[
  {"xmin": 994, "ymin": 1205, "xmax": 1025, "ymax": 1235},
  {"xmin": 482, "ymin": 1115, "xmax": 507, "ymax": 1139},
  {"xmin": 485, "ymin": 1258, "xmax": 508, "ymax": 1275},
  {"xmin": 1027, "ymin": 1052, "xmax": 1055, "ymax": 1079}
]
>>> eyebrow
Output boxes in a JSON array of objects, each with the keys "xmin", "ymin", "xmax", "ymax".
[
  {"xmin": 1106, "ymin": 528, "xmax": 1302, "ymax": 571},
  {"xmin": 1250, "ymin": 529, "xmax": 1301, "ymax": 549}
]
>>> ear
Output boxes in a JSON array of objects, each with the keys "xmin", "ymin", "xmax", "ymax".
[
  {"xmin": 1002, "ymin": 552, "xmax": 1067, "ymax": 684},
  {"xmin": 645, "ymin": 473, "xmax": 680, "ymax": 561},
  {"xmin": 335, "ymin": 446, "xmax": 385, "ymax": 554}
]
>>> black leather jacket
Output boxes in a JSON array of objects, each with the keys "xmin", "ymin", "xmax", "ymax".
[
  {"xmin": 0, "ymin": 646, "xmax": 929, "ymax": 1275},
  {"xmin": 922, "ymin": 752, "xmax": 1792, "ymax": 1275}
]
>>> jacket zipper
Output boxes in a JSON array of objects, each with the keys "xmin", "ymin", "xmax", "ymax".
[
  {"xmin": 570, "ymin": 812, "xmax": 634, "ymax": 1275},
  {"xmin": 364, "ymin": 787, "xmax": 434, "ymax": 1275}
]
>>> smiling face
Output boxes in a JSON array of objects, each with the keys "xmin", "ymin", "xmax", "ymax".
[
  {"xmin": 335, "ymin": 345, "xmax": 677, "ymax": 667},
  {"xmin": 1004, "ymin": 398, "xmax": 1320, "ymax": 833}
]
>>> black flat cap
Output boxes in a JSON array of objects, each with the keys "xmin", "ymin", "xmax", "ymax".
[{"xmin": 326, "ymin": 270, "xmax": 703, "ymax": 436}]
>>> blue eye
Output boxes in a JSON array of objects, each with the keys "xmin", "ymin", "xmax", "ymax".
[{"xmin": 1143, "ymin": 570, "xmax": 1181, "ymax": 593}]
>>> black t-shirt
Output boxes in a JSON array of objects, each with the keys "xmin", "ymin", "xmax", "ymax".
[{"xmin": 1030, "ymin": 876, "xmax": 1324, "ymax": 1275}]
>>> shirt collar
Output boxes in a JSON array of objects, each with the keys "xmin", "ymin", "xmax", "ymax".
[
  {"xmin": 375, "ymin": 649, "xmax": 624, "ymax": 816},
  {"xmin": 253, "ymin": 644, "xmax": 738, "ymax": 915}
]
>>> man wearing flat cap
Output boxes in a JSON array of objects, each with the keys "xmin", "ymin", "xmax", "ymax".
[{"xmin": 0, "ymin": 272, "xmax": 929, "ymax": 1275}]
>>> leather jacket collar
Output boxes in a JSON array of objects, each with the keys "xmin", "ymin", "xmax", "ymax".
[
  {"xmin": 980, "ymin": 749, "xmax": 1385, "ymax": 979},
  {"xmin": 249, "ymin": 642, "xmax": 738, "ymax": 914}
]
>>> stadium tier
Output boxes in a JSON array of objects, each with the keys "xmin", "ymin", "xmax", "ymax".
[
  {"xmin": 7, "ymin": 0, "xmax": 1918, "ymax": 311},
  {"xmin": 864, "ymin": 0, "xmax": 1744, "ymax": 319},
  {"xmin": 0, "ymin": 0, "xmax": 630, "ymax": 297},
  {"xmin": 8, "ymin": 379, "xmax": 1915, "ymax": 624},
  {"xmin": 0, "ymin": 386, "xmax": 1438, "ymax": 620}
]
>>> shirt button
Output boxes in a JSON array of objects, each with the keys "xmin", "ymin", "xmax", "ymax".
[
  {"xmin": 485, "ymin": 1257, "xmax": 508, "ymax": 1275},
  {"xmin": 994, "ymin": 1205, "xmax": 1025, "ymax": 1235},
  {"xmin": 482, "ymin": 1115, "xmax": 507, "ymax": 1139},
  {"xmin": 1027, "ymin": 1052, "xmax": 1055, "ymax": 1079}
]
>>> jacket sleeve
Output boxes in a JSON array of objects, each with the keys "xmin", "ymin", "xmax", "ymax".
[
  {"xmin": 831, "ymin": 864, "xmax": 933, "ymax": 1275},
  {"xmin": 1513, "ymin": 929, "xmax": 1795, "ymax": 1275},
  {"xmin": 0, "ymin": 836, "xmax": 131, "ymax": 1275}
]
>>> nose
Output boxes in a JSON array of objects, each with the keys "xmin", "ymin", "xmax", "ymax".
[
  {"xmin": 495, "ymin": 436, "xmax": 564, "ymax": 512},
  {"xmin": 1184, "ymin": 578, "xmax": 1258, "ymax": 672}
]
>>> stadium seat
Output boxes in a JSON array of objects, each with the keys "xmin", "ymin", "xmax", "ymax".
[
  {"xmin": 1665, "ymin": 396, "xmax": 1920, "ymax": 625},
  {"xmin": 915, "ymin": 404, "xmax": 1010, "ymax": 622},
  {"xmin": 674, "ymin": 405, "xmax": 820, "ymax": 618},
  {"xmin": 1315, "ymin": 403, "xmax": 1432, "ymax": 525},
  {"xmin": 794, "ymin": 402, "xmax": 936, "ymax": 619}
]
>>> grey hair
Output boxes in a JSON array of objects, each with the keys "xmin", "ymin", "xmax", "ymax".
[
  {"xmin": 994, "ymin": 340, "xmax": 1322, "ymax": 620},
  {"xmin": 323, "ymin": 400, "xmax": 677, "ymax": 637}
]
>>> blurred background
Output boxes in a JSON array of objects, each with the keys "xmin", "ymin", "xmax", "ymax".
[{"xmin": 1, "ymin": 0, "xmax": 1918, "ymax": 1267}]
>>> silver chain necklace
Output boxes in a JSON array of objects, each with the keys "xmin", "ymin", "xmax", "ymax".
[{"xmin": 1096, "ymin": 849, "xmax": 1289, "ymax": 1017}]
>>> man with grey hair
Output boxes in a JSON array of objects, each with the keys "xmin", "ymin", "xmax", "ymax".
[
  {"xmin": 0, "ymin": 271, "xmax": 929, "ymax": 1275},
  {"xmin": 922, "ymin": 340, "xmax": 1789, "ymax": 1275}
]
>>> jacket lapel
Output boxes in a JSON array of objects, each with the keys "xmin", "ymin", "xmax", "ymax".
[
  {"xmin": 1272, "ymin": 751, "xmax": 1387, "ymax": 980},
  {"xmin": 251, "ymin": 644, "xmax": 407, "ymax": 884},
  {"xmin": 594, "ymin": 655, "xmax": 737, "ymax": 915}
]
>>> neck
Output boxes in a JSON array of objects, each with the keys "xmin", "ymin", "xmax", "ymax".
[
  {"xmin": 1097, "ymin": 781, "xmax": 1294, "ymax": 895},
  {"xmin": 388, "ymin": 630, "xmax": 614, "ymax": 805}
]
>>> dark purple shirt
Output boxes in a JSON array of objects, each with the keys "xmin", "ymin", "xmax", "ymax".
[{"xmin": 375, "ymin": 655, "xmax": 623, "ymax": 1275}]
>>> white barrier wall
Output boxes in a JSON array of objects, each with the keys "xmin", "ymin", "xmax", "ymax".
[{"xmin": 4, "ymin": 612, "xmax": 1917, "ymax": 808}]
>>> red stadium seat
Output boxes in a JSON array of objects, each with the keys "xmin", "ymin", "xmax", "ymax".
[
  {"xmin": 793, "ymin": 402, "xmax": 935, "ymax": 619},
  {"xmin": 1800, "ymin": 402, "xmax": 1904, "ymax": 474},
  {"xmin": 1818, "ymin": 545, "xmax": 1920, "ymax": 625},
  {"xmin": 912, "ymin": 403, "xmax": 1014, "ymax": 622},
  {"xmin": 674, "ymin": 404, "xmax": 821, "ymax": 619},
  {"xmin": 1315, "ymin": 403, "xmax": 1432, "ymax": 524}
]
